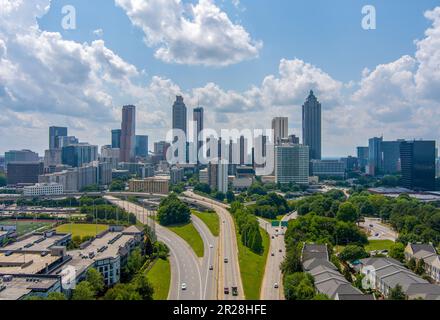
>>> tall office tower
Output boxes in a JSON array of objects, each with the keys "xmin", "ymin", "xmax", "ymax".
[
  {"xmin": 289, "ymin": 134, "xmax": 300, "ymax": 145},
  {"xmin": 120, "ymin": 105, "xmax": 136, "ymax": 163},
  {"xmin": 58, "ymin": 136, "xmax": 79, "ymax": 148},
  {"xmin": 49, "ymin": 126, "xmax": 68, "ymax": 150},
  {"xmin": 381, "ymin": 140, "xmax": 403, "ymax": 174},
  {"xmin": 193, "ymin": 107, "xmax": 204, "ymax": 162},
  {"xmin": 272, "ymin": 117, "xmax": 288, "ymax": 145},
  {"xmin": 228, "ymin": 139, "xmax": 237, "ymax": 176},
  {"xmin": 112, "ymin": 129, "xmax": 122, "ymax": 149},
  {"xmin": 154, "ymin": 141, "xmax": 171, "ymax": 160},
  {"xmin": 239, "ymin": 135, "xmax": 248, "ymax": 165},
  {"xmin": 135, "ymin": 135, "xmax": 149, "ymax": 158},
  {"xmin": 208, "ymin": 162, "xmax": 218, "ymax": 191},
  {"xmin": 357, "ymin": 146, "xmax": 369, "ymax": 172},
  {"xmin": 368, "ymin": 137, "xmax": 383, "ymax": 176},
  {"xmin": 4, "ymin": 150, "xmax": 39, "ymax": 169},
  {"xmin": 172, "ymin": 95, "xmax": 187, "ymax": 137},
  {"xmin": 217, "ymin": 161, "xmax": 229, "ymax": 194},
  {"xmin": 400, "ymin": 140, "xmax": 436, "ymax": 191},
  {"xmin": 275, "ymin": 144, "xmax": 310, "ymax": 185},
  {"xmin": 61, "ymin": 143, "xmax": 98, "ymax": 168},
  {"xmin": 302, "ymin": 91, "xmax": 322, "ymax": 160}
]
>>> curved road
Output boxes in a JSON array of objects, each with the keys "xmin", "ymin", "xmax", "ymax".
[
  {"xmin": 105, "ymin": 195, "xmax": 205, "ymax": 300},
  {"xmin": 259, "ymin": 212, "xmax": 297, "ymax": 300},
  {"xmin": 183, "ymin": 191, "xmax": 244, "ymax": 300}
]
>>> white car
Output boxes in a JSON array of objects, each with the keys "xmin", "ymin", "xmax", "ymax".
[
  {"xmin": 209, "ymin": 244, "xmax": 214, "ymax": 249},
  {"xmin": 181, "ymin": 283, "xmax": 187, "ymax": 291},
  {"xmin": 274, "ymin": 283, "xmax": 279, "ymax": 289}
]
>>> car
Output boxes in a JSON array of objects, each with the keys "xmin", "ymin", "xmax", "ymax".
[
  {"xmin": 271, "ymin": 236, "xmax": 275, "ymax": 239},
  {"xmin": 224, "ymin": 258, "xmax": 228, "ymax": 263},
  {"xmin": 209, "ymin": 265, "xmax": 214, "ymax": 271},
  {"xmin": 369, "ymin": 224, "xmax": 374, "ymax": 228},
  {"xmin": 274, "ymin": 283, "xmax": 279, "ymax": 289},
  {"xmin": 232, "ymin": 287, "xmax": 238, "ymax": 296},
  {"xmin": 271, "ymin": 252, "xmax": 275, "ymax": 257},
  {"xmin": 375, "ymin": 233, "xmax": 380, "ymax": 237},
  {"xmin": 209, "ymin": 244, "xmax": 214, "ymax": 249},
  {"xmin": 224, "ymin": 287, "xmax": 230, "ymax": 295},
  {"xmin": 181, "ymin": 283, "xmax": 187, "ymax": 291},
  {"xmin": 279, "ymin": 249, "xmax": 282, "ymax": 253}
]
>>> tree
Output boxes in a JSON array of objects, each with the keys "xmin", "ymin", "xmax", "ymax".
[
  {"xmin": 86, "ymin": 268, "xmax": 105, "ymax": 295},
  {"xmin": 337, "ymin": 202, "xmax": 358, "ymax": 223},
  {"xmin": 124, "ymin": 248, "xmax": 145, "ymax": 279},
  {"xmin": 339, "ymin": 245, "xmax": 369, "ymax": 262},
  {"xmin": 415, "ymin": 258, "xmax": 425, "ymax": 276},
  {"xmin": 312, "ymin": 293, "xmax": 330, "ymax": 300},
  {"xmin": 388, "ymin": 284, "xmax": 406, "ymax": 300},
  {"xmin": 194, "ymin": 183, "xmax": 211, "ymax": 194},
  {"xmin": 134, "ymin": 273, "xmax": 154, "ymax": 300},
  {"xmin": 72, "ymin": 281, "xmax": 95, "ymax": 300},
  {"xmin": 282, "ymin": 243, "xmax": 303, "ymax": 275},
  {"xmin": 104, "ymin": 283, "xmax": 141, "ymax": 300},
  {"xmin": 47, "ymin": 292, "xmax": 67, "ymax": 300},
  {"xmin": 407, "ymin": 257, "xmax": 417, "ymax": 271},
  {"xmin": 389, "ymin": 243, "xmax": 405, "ymax": 262},
  {"xmin": 226, "ymin": 191, "xmax": 235, "ymax": 203},
  {"xmin": 109, "ymin": 179, "xmax": 126, "ymax": 191},
  {"xmin": 157, "ymin": 194, "xmax": 191, "ymax": 226},
  {"xmin": 213, "ymin": 191, "xmax": 225, "ymax": 202},
  {"xmin": 284, "ymin": 273, "xmax": 315, "ymax": 300}
]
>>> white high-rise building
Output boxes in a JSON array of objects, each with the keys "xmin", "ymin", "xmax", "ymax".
[{"xmin": 275, "ymin": 144, "xmax": 309, "ymax": 185}]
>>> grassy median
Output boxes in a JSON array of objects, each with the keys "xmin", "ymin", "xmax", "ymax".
[
  {"xmin": 192, "ymin": 210, "xmax": 220, "ymax": 237},
  {"xmin": 147, "ymin": 258, "xmax": 171, "ymax": 300},
  {"xmin": 236, "ymin": 226, "xmax": 270, "ymax": 300},
  {"xmin": 168, "ymin": 222, "xmax": 204, "ymax": 258}
]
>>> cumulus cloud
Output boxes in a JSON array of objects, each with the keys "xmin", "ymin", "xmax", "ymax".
[{"xmin": 114, "ymin": 0, "xmax": 262, "ymax": 66}]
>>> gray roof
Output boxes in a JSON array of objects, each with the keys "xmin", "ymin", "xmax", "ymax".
[
  {"xmin": 303, "ymin": 258, "xmax": 338, "ymax": 272},
  {"xmin": 381, "ymin": 272, "xmax": 428, "ymax": 292},
  {"xmin": 409, "ymin": 244, "xmax": 437, "ymax": 256},
  {"xmin": 302, "ymin": 244, "xmax": 328, "ymax": 262},
  {"xmin": 337, "ymin": 294, "xmax": 375, "ymax": 300},
  {"xmin": 406, "ymin": 283, "xmax": 440, "ymax": 300}
]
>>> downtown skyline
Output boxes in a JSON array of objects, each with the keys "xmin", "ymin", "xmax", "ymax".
[{"xmin": 1, "ymin": 1, "xmax": 440, "ymax": 157}]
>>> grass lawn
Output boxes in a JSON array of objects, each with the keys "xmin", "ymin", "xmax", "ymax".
[
  {"xmin": 2, "ymin": 220, "xmax": 54, "ymax": 236},
  {"xmin": 365, "ymin": 240, "xmax": 395, "ymax": 252},
  {"xmin": 335, "ymin": 239, "xmax": 395, "ymax": 254},
  {"xmin": 168, "ymin": 222, "xmax": 204, "ymax": 258},
  {"xmin": 192, "ymin": 210, "xmax": 220, "ymax": 237},
  {"xmin": 236, "ymin": 226, "xmax": 270, "ymax": 300},
  {"xmin": 56, "ymin": 223, "xmax": 108, "ymax": 238},
  {"xmin": 147, "ymin": 258, "xmax": 171, "ymax": 300}
]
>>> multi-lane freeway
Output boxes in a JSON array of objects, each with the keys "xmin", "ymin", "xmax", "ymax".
[
  {"xmin": 259, "ymin": 212, "xmax": 297, "ymax": 300},
  {"xmin": 183, "ymin": 191, "xmax": 244, "ymax": 300},
  {"xmin": 105, "ymin": 195, "xmax": 215, "ymax": 300}
]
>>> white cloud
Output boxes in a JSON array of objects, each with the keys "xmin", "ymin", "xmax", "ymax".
[{"xmin": 114, "ymin": 0, "xmax": 262, "ymax": 66}]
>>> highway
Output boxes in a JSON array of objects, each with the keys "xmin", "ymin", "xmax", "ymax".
[
  {"xmin": 259, "ymin": 212, "xmax": 297, "ymax": 300},
  {"xmin": 104, "ymin": 195, "xmax": 206, "ymax": 300},
  {"xmin": 360, "ymin": 217, "xmax": 398, "ymax": 241},
  {"xmin": 183, "ymin": 191, "xmax": 244, "ymax": 300}
]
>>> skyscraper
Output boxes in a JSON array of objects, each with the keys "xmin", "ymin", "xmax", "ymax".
[
  {"xmin": 381, "ymin": 140, "xmax": 402, "ymax": 174},
  {"xmin": 135, "ymin": 135, "xmax": 149, "ymax": 158},
  {"xmin": 275, "ymin": 144, "xmax": 309, "ymax": 185},
  {"xmin": 193, "ymin": 107, "xmax": 204, "ymax": 162},
  {"xmin": 357, "ymin": 146, "xmax": 369, "ymax": 172},
  {"xmin": 61, "ymin": 143, "xmax": 98, "ymax": 168},
  {"xmin": 173, "ymin": 96, "xmax": 187, "ymax": 137},
  {"xmin": 368, "ymin": 137, "xmax": 383, "ymax": 176},
  {"xmin": 49, "ymin": 126, "xmax": 67, "ymax": 150},
  {"xmin": 400, "ymin": 140, "xmax": 436, "ymax": 191},
  {"xmin": 272, "ymin": 117, "xmax": 288, "ymax": 145},
  {"xmin": 5, "ymin": 150, "xmax": 39, "ymax": 169},
  {"xmin": 120, "ymin": 105, "xmax": 136, "ymax": 163},
  {"xmin": 112, "ymin": 129, "xmax": 122, "ymax": 149},
  {"xmin": 217, "ymin": 161, "xmax": 229, "ymax": 194},
  {"xmin": 302, "ymin": 91, "xmax": 322, "ymax": 160}
]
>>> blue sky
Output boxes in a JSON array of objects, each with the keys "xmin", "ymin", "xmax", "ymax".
[
  {"xmin": 38, "ymin": 0, "xmax": 438, "ymax": 91},
  {"xmin": 1, "ymin": 0, "xmax": 440, "ymax": 157}
]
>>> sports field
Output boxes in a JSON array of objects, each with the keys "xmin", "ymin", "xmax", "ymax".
[
  {"xmin": 56, "ymin": 223, "xmax": 108, "ymax": 238},
  {"xmin": 1, "ymin": 220, "xmax": 54, "ymax": 236}
]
